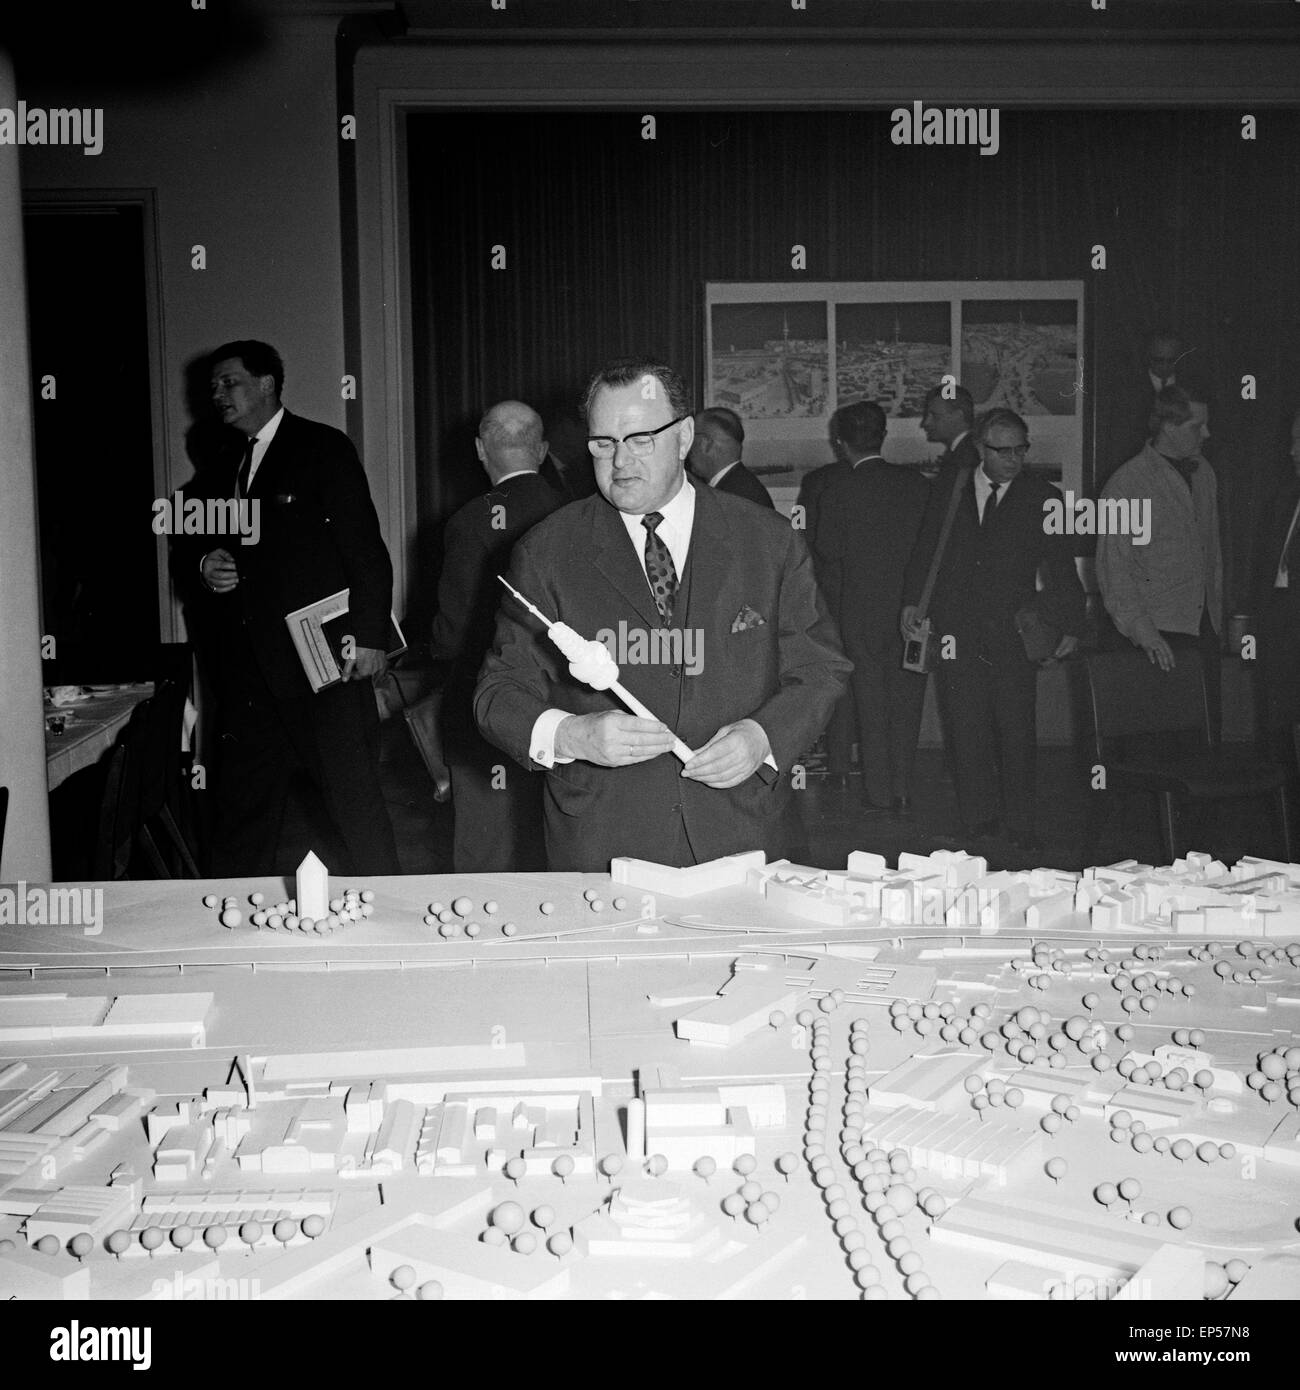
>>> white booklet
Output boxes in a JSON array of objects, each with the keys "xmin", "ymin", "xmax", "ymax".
[{"xmin": 284, "ymin": 589, "xmax": 407, "ymax": 692}]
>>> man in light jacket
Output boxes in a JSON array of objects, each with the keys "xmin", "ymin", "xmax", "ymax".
[{"xmin": 1096, "ymin": 384, "xmax": 1223, "ymax": 739}]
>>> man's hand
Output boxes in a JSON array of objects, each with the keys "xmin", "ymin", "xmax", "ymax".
[
  {"xmin": 900, "ymin": 604, "xmax": 923, "ymax": 640},
  {"xmin": 1138, "ymin": 633, "xmax": 1176, "ymax": 672},
  {"xmin": 682, "ymin": 719, "xmax": 770, "ymax": 789},
  {"xmin": 201, "ymin": 548, "xmax": 239, "ymax": 593},
  {"xmin": 554, "ymin": 711, "xmax": 676, "ymax": 767},
  {"xmin": 341, "ymin": 646, "xmax": 388, "ymax": 682},
  {"xmin": 1041, "ymin": 633, "xmax": 1080, "ymax": 667}
]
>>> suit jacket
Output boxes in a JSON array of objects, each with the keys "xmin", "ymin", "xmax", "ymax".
[
  {"xmin": 713, "ymin": 461, "xmax": 774, "ymax": 509},
  {"xmin": 904, "ymin": 468, "xmax": 1086, "ymax": 664},
  {"xmin": 1252, "ymin": 473, "xmax": 1300, "ymax": 610},
  {"xmin": 474, "ymin": 479, "xmax": 851, "ymax": 869},
  {"xmin": 185, "ymin": 410, "xmax": 394, "ymax": 700},
  {"xmin": 430, "ymin": 471, "xmax": 564, "ymax": 725},
  {"xmin": 1096, "ymin": 444, "xmax": 1222, "ymax": 642},
  {"xmin": 797, "ymin": 459, "xmax": 852, "ymax": 526},
  {"xmin": 817, "ymin": 457, "xmax": 932, "ymax": 654}
]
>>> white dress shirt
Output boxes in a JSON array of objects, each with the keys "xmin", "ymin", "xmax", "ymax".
[
  {"xmin": 973, "ymin": 464, "xmax": 1010, "ymax": 522},
  {"xmin": 238, "ymin": 406, "xmax": 285, "ymax": 495},
  {"xmin": 201, "ymin": 407, "xmax": 285, "ymax": 581}
]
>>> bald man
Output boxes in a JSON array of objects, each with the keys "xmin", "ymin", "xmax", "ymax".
[
  {"xmin": 431, "ymin": 401, "xmax": 565, "ymax": 869},
  {"xmin": 687, "ymin": 407, "xmax": 774, "ymax": 509}
]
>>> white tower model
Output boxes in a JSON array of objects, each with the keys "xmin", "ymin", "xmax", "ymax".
[{"xmin": 498, "ymin": 578, "xmax": 695, "ymax": 763}]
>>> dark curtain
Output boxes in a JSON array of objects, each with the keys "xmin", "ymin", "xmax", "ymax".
[{"xmin": 408, "ymin": 109, "xmax": 1300, "ymax": 634}]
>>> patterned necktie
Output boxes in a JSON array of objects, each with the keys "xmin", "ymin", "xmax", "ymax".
[
  {"xmin": 236, "ymin": 435, "xmax": 256, "ymax": 498},
  {"xmin": 982, "ymin": 481, "xmax": 1001, "ymax": 527},
  {"xmin": 641, "ymin": 511, "xmax": 678, "ymax": 625}
]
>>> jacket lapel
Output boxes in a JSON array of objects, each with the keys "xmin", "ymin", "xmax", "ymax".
[
  {"xmin": 589, "ymin": 493, "xmax": 662, "ymax": 630},
  {"xmin": 682, "ymin": 481, "xmax": 739, "ymax": 634},
  {"xmin": 245, "ymin": 410, "xmax": 294, "ymax": 499}
]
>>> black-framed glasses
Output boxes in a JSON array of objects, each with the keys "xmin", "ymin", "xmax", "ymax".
[{"xmin": 587, "ymin": 414, "xmax": 688, "ymax": 460}]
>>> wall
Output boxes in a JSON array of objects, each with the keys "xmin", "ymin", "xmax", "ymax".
[{"xmin": 18, "ymin": 15, "xmax": 351, "ymax": 526}]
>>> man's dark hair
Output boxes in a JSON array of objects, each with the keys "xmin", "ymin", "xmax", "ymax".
[
  {"xmin": 923, "ymin": 383, "xmax": 975, "ymax": 426},
  {"xmin": 580, "ymin": 358, "xmax": 691, "ymax": 421},
  {"xmin": 830, "ymin": 400, "xmax": 886, "ymax": 453},
  {"xmin": 698, "ymin": 406, "xmax": 744, "ymax": 447},
  {"xmin": 209, "ymin": 340, "xmax": 285, "ymax": 396},
  {"xmin": 976, "ymin": 407, "xmax": 1029, "ymax": 442},
  {"xmin": 1147, "ymin": 383, "xmax": 1206, "ymax": 442}
]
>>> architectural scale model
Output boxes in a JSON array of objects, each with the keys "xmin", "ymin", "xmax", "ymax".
[{"xmin": 0, "ymin": 846, "xmax": 1297, "ymax": 1300}]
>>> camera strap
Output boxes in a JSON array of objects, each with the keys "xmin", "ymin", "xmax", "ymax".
[{"xmin": 915, "ymin": 466, "xmax": 971, "ymax": 621}]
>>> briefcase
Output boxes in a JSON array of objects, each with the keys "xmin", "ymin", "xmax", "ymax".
[
  {"xmin": 1014, "ymin": 606, "xmax": 1061, "ymax": 664},
  {"xmin": 401, "ymin": 688, "xmax": 452, "ymax": 802}
]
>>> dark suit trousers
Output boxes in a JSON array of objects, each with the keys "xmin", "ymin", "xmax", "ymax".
[
  {"xmin": 445, "ymin": 719, "xmax": 548, "ymax": 873},
  {"xmin": 1260, "ymin": 587, "xmax": 1300, "ymax": 762},
  {"xmin": 211, "ymin": 662, "xmax": 400, "ymax": 879},
  {"xmin": 935, "ymin": 650, "xmax": 1038, "ymax": 840},
  {"xmin": 844, "ymin": 636, "xmax": 926, "ymax": 805},
  {"xmin": 823, "ymin": 690, "xmax": 857, "ymax": 776},
  {"xmin": 1161, "ymin": 609, "xmax": 1222, "ymax": 746}
]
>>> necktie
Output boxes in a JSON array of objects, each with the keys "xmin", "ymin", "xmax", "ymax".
[
  {"xmin": 982, "ymin": 481, "xmax": 1001, "ymax": 527},
  {"xmin": 641, "ymin": 512, "xmax": 678, "ymax": 625},
  {"xmin": 236, "ymin": 435, "xmax": 257, "ymax": 499}
]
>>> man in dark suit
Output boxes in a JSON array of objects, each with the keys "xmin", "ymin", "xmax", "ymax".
[
  {"xmin": 1252, "ymin": 408, "xmax": 1300, "ymax": 767},
  {"xmin": 475, "ymin": 358, "xmax": 850, "ymax": 872},
  {"xmin": 796, "ymin": 439, "xmax": 858, "ymax": 788},
  {"xmin": 686, "ymin": 406, "xmax": 774, "ymax": 509},
  {"xmin": 431, "ymin": 401, "xmax": 564, "ymax": 871},
  {"xmin": 902, "ymin": 408, "xmax": 1085, "ymax": 850},
  {"xmin": 817, "ymin": 402, "xmax": 930, "ymax": 818},
  {"xmin": 921, "ymin": 383, "xmax": 979, "ymax": 478},
  {"xmin": 194, "ymin": 341, "xmax": 400, "ymax": 877}
]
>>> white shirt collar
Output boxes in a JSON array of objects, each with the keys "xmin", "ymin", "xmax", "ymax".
[
  {"xmin": 852, "ymin": 453, "xmax": 883, "ymax": 469},
  {"xmin": 710, "ymin": 460, "xmax": 741, "ymax": 487},
  {"xmin": 950, "ymin": 429, "xmax": 970, "ymax": 451},
  {"xmin": 1149, "ymin": 370, "xmax": 1174, "ymax": 393},
  {"xmin": 493, "ymin": 468, "xmax": 539, "ymax": 486},
  {"xmin": 973, "ymin": 464, "xmax": 1012, "ymax": 501},
  {"xmin": 617, "ymin": 475, "xmax": 695, "ymax": 578}
]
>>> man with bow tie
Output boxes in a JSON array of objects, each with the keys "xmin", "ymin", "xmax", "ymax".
[{"xmin": 475, "ymin": 357, "xmax": 850, "ymax": 871}]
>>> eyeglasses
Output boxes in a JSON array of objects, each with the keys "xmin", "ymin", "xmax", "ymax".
[
  {"xmin": 587, "ymin": 414, "xmax": 688, "ymax": 460},
  {"xmin": 983, "ymin": 442, "xmax": 1030, "ymax": 459}
]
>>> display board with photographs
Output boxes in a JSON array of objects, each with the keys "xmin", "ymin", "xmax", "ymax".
[{"xmin": 705, "ymin": 281, "xmax": 1084, "ymax": 505}]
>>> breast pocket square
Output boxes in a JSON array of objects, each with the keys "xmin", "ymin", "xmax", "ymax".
[{"xmin": 731, "ymin": 605, "xmax": 766, "ymax": 634}]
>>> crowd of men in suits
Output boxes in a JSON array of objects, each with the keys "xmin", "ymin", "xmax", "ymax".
[{"xmin": 183, "ymin": 337, "xmax": 1300, "ymax": 879}]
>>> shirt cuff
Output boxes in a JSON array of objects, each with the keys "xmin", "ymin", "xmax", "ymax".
[{"xmin": 530, "ymin": 708, "xmax": 576, "ymax": 767}]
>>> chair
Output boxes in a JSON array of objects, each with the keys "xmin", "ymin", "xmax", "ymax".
[
  {"xmin": 93, "ymin": 699, "xmax": 152, "ymax": 880},
  {"xmin": 134, "ymin": 677, "xmax": 201, "ymax": 876},
  {"xmin": 93, "ymin": 681, "xmax": 201, "ymax": 879},
  {"xmin": 1080, "ymin": 649, "xmax": 1292, "ymax": 864}
]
